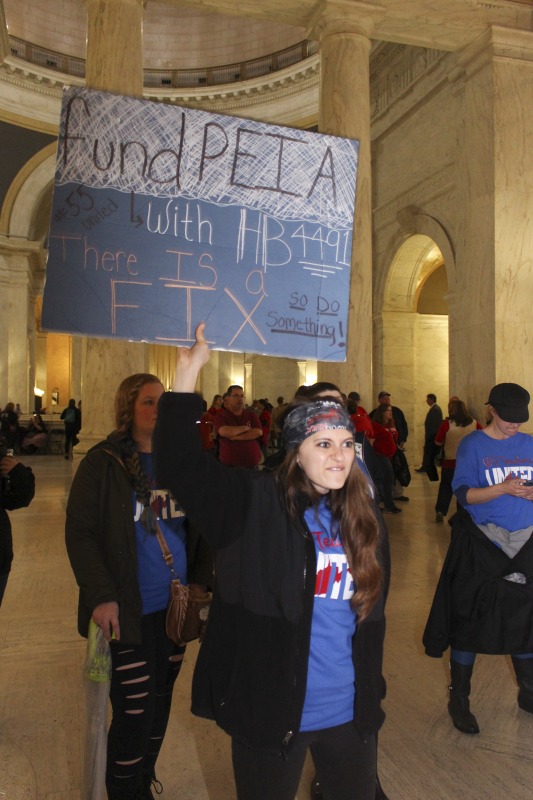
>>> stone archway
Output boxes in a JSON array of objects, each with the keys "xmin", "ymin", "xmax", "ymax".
[
  {"xmin": 374, "ymin": 229, "xmax": 452, "ymax": 465},
  {"xmin": 0, "ymin": 146, "xmax": 56, "ymax": 408}
]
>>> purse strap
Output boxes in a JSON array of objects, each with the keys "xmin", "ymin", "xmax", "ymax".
[
  {"xmin": 100, "ymin": 446, "xmax": 177, "ymax": 577},
  {"xmin": 154, "ymin": 520, "xmax": 179, "ymax": 578}
]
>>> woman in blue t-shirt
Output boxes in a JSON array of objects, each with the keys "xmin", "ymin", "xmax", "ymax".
[
  {"xmin": 66, "ymin": 373, "xmax": 212, "ymax": 800},
  {"xmin": 425, "ymin": 383, "xmax": 533, "ymax": 736},
  {"xmin": 154, "ymin": 324, "xmax": 389, "ymax": 800}
]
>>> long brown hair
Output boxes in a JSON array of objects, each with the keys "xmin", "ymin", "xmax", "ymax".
[
  {"xmin": 111, "ymin": 373, "xmax": 163, "ymax": 532},
  {"xmin": 276, "ymin": 417, "xmax": 382, "ymax": 621},
  {"xmin": 373, "ymin": 403, "xmax": 394, "ymax": 428},
  {"xmin": 448, "ymin": 398, "xmax": 473, "ymax": 427}
]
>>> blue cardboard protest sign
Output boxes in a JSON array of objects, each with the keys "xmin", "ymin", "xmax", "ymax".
[{"xmin": 42, "ymin": 87, "xmax": 359, "ymax": 361}]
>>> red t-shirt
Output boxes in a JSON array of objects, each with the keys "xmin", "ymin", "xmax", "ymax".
[
  {"xmin": 372, "ymin": 422, "xmax": 398, "ymax": 458},
  {"xmin": 214, "ymin": 408, "xmax": 262, "ymax": 467},
  {"xmin": 350, "ymin": 406, "xmax": 374, "ymax": 439}
]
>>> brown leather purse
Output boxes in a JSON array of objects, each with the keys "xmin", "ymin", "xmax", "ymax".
[{"xmin": 155, "ymin": 521, "xmax": 211, "ymax": 645}]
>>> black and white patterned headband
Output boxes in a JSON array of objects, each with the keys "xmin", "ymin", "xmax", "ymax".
[{"xmin": 283, "ymin": 400, "xmax": 354, "ymax": 450}]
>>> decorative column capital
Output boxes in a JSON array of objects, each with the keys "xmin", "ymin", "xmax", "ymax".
[{"xmin": 307, "ymin": 0, "xmax": 386, "ymax": 43}]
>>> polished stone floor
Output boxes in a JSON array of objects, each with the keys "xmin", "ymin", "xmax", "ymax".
[{"xmin": 1, "ymin": 454, "xmax": 533, "ymax": 800}]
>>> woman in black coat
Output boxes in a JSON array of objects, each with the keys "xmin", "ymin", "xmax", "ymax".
[{"xmin": 154, "ymin": 324, "xmax": 389, "ymax": 800}]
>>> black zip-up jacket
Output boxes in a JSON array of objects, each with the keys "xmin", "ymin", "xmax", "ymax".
[
  {"xmin": 423, "ymin": 505, "xmax": 533, "ymax": 657},
  {"xmin": 154, "ymin": 392, "xmax": 389, "ymax": 754},
  {"xmin": 1, "ymin": 462, "xmax": 35, "ymax": 574},
  {"xmin": 65, "ymin": 437, "xmax": 213, "ymax": 642}
]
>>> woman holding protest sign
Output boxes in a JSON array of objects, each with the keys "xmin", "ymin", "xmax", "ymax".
[{"xmin": 154, "ymin": 323, "xmax": 390, "ymax": 800}]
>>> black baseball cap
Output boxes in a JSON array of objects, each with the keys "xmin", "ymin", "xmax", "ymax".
[{"xmin": 486, "ymin": 383, "xmax": 530, "ymax": 423}]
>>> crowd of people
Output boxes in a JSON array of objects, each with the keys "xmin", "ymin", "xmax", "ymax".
[
  {"xmin": 0, "ymin": 399, "xmax": 82, "ymax": 457},
  {"xmin": 3, "ymin": 362, "xmax": 533, "ymax": 800}
]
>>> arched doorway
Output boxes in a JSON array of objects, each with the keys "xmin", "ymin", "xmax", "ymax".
[{"xmin": 375, "ymin": 232, "xmax": 450, "ymax": 464}]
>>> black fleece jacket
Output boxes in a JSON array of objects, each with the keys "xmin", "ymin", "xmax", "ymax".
[
  {"xmin": 65, "ymin": 437, "xmax": 213, "ymax": 642},
  {"xmin": 0, "ymin": 462, "xmax": 35, "ymax": 574},
  {"xmin": 423, "ymin": 505, "xmax": 533, "ymax": 657},
  {"xmin": 154, "ymin": 391, "xmax": 389, "ymax": 754}
]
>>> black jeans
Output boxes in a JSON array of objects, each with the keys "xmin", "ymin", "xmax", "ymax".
[
  {"xmin": 232, "ymin": 723, "xmax": 376, "ymax": 800},
  {"xmin": 436, "ymin": 466, "xmax": 455, "ymax": 515},
  {"xmin": 422, "ymin": 438, "xmax": 439, "ymax": 481},
  {"xmin": 106, "ymin": 609, "xmax": 185, "ymax": 800},
  {"xmin": 374, "ymin": 453, "xmax": 396, "ymax": 510}
]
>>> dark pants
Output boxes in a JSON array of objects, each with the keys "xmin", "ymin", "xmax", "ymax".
[
  {"xmin": 422, "ymin": 438, "xmax": 439, "ymax": 481},
  {"xmin": 436, "ymin": 466, "xmax": 455, "ymax": 515},
  {"xmin": 64, "ymin": 423, "xmax": 78, "ymax": 455},
  {"xmin": 232, "ymin": 724, "xmax": 376, "ymax": 800},
  {"xmin": 106, "ymin": 610, "xmax": 185, "ymax": 800},
  {"xmin": 373, "ymin": 453, "xmax": 396, "ymax": 510},
  {"xmin": 0, "ymin": 572, "xmax": 9, "ymax": 605}
]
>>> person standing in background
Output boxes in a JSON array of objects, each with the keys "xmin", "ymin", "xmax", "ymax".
[
  {"xmin": 424, "ymin": 383, "xmax": 533, "ymax": 736},
  {"xmin": 416, "ymin": 394, "xmax": 443, "ymax": 480},
  {"xmin": 434, "ymin": 399, "xmax": 481, "ymax": 522},
  {"xmin": 60, "ymin": 398, "xmax": 81, "ymax": 460},
  {"xmin": 0, "ymin": 439, "xmax": 35, "ymax": 605},
  {"xmin": 370, "ymin": 393, "xmax": 408, "ymax": 448},
  {"xmin": 214, "ymin": 385, "xmax": 262, "ymax": 468}
]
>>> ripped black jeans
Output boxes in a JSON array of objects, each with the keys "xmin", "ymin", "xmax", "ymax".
[{"xmin": 106, "ymin": 609, "xmax": 185, "ymax": 800}]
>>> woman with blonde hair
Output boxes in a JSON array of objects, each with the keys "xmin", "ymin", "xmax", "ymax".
[
  {"xmin": 66, "ymin": 372, "xmax": 212, "ymax": 800},
  {"xmin": 154, "ymin": 325, "xmax": 389, "ymax": 800}
]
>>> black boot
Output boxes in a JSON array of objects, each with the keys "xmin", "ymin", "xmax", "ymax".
[
  {"xmin": 448, "ymin": 660, "xmax": 480, "ymax": 734},
  {"xmin": 512, "ymin": 656, "xmax": 533, "ymax": 713}
]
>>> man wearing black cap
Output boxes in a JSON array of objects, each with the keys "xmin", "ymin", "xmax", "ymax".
[
  {"xmin": 423, "ymin": 382, "xmax": 533, "ymax": 737},
  {"xmin": 369, "ymin": 392, "xmax": 408, "ymax": 447}
]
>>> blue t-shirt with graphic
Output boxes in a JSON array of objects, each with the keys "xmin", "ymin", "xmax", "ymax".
[
  {"xmin": 135, "ymin": 452, "xmax": 188, "ymax": 614},
  {"xmin": 452, "ymin": 430, "xmax": 533, "ymax": 530},
  {"xmin": 300, "ymin": 500, "xmax": 356, "ymax": 732}
]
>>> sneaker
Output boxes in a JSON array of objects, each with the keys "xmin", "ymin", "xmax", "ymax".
[
  {"xmin": 395, "ymin": 495, "xmax": 409, "ymax": 502},
  {"xmin": 435, "ymin": 512, "xmax": 444, "ymax": 523}
]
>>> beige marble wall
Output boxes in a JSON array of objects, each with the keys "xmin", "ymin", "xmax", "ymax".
[
  {"xmin": 373, "ymin": 310, "xmax": 448, "ymax": 465},
  {"xmin": 246, "ymin": 353, "xmax": 302, "ymax": 404}
]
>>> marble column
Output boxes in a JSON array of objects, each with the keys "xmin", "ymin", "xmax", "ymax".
[
  {"xmin": 0, "ymin": 242, "xmax": 40, "ymax": 411},
  {"xmin": 307, "ymin": 0, "xmax": 385, "ymax": 400},
  {"xmin": 454, "ymin": 26, "xmax": 533, "ymax": 424},
  {"xmin": 85, "ymin": 0, "xmax": 145, "ymax": 98},
  {"xmin": 78, "ymin": 0, "xmax": 148, "ymax": 451}
]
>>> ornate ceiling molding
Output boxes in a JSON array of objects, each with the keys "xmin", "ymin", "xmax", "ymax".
[{"xmin": 0, "ymin": 53, "xmax": 320, "ymax": 127}]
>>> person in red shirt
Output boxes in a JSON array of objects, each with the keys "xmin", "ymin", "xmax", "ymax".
[
  {"xmin": 214, "ymin": 385, "xmax": 262, "ymax": 467},
  {"xmin": 347, "ymin": 392, "xmax": 374, "ymax": 440},
  {"xmin": 371, "ymin": 405, "xmax": 401, "ymax": 514},
  {"xmin": 207, "ymin": 394, "xmax": 223, "ymax": 416}
]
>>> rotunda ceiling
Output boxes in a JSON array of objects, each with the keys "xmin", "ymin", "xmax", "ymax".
[{"xmin": 3, "ymin": 0, "xmax": 305, "ymax": 69}]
